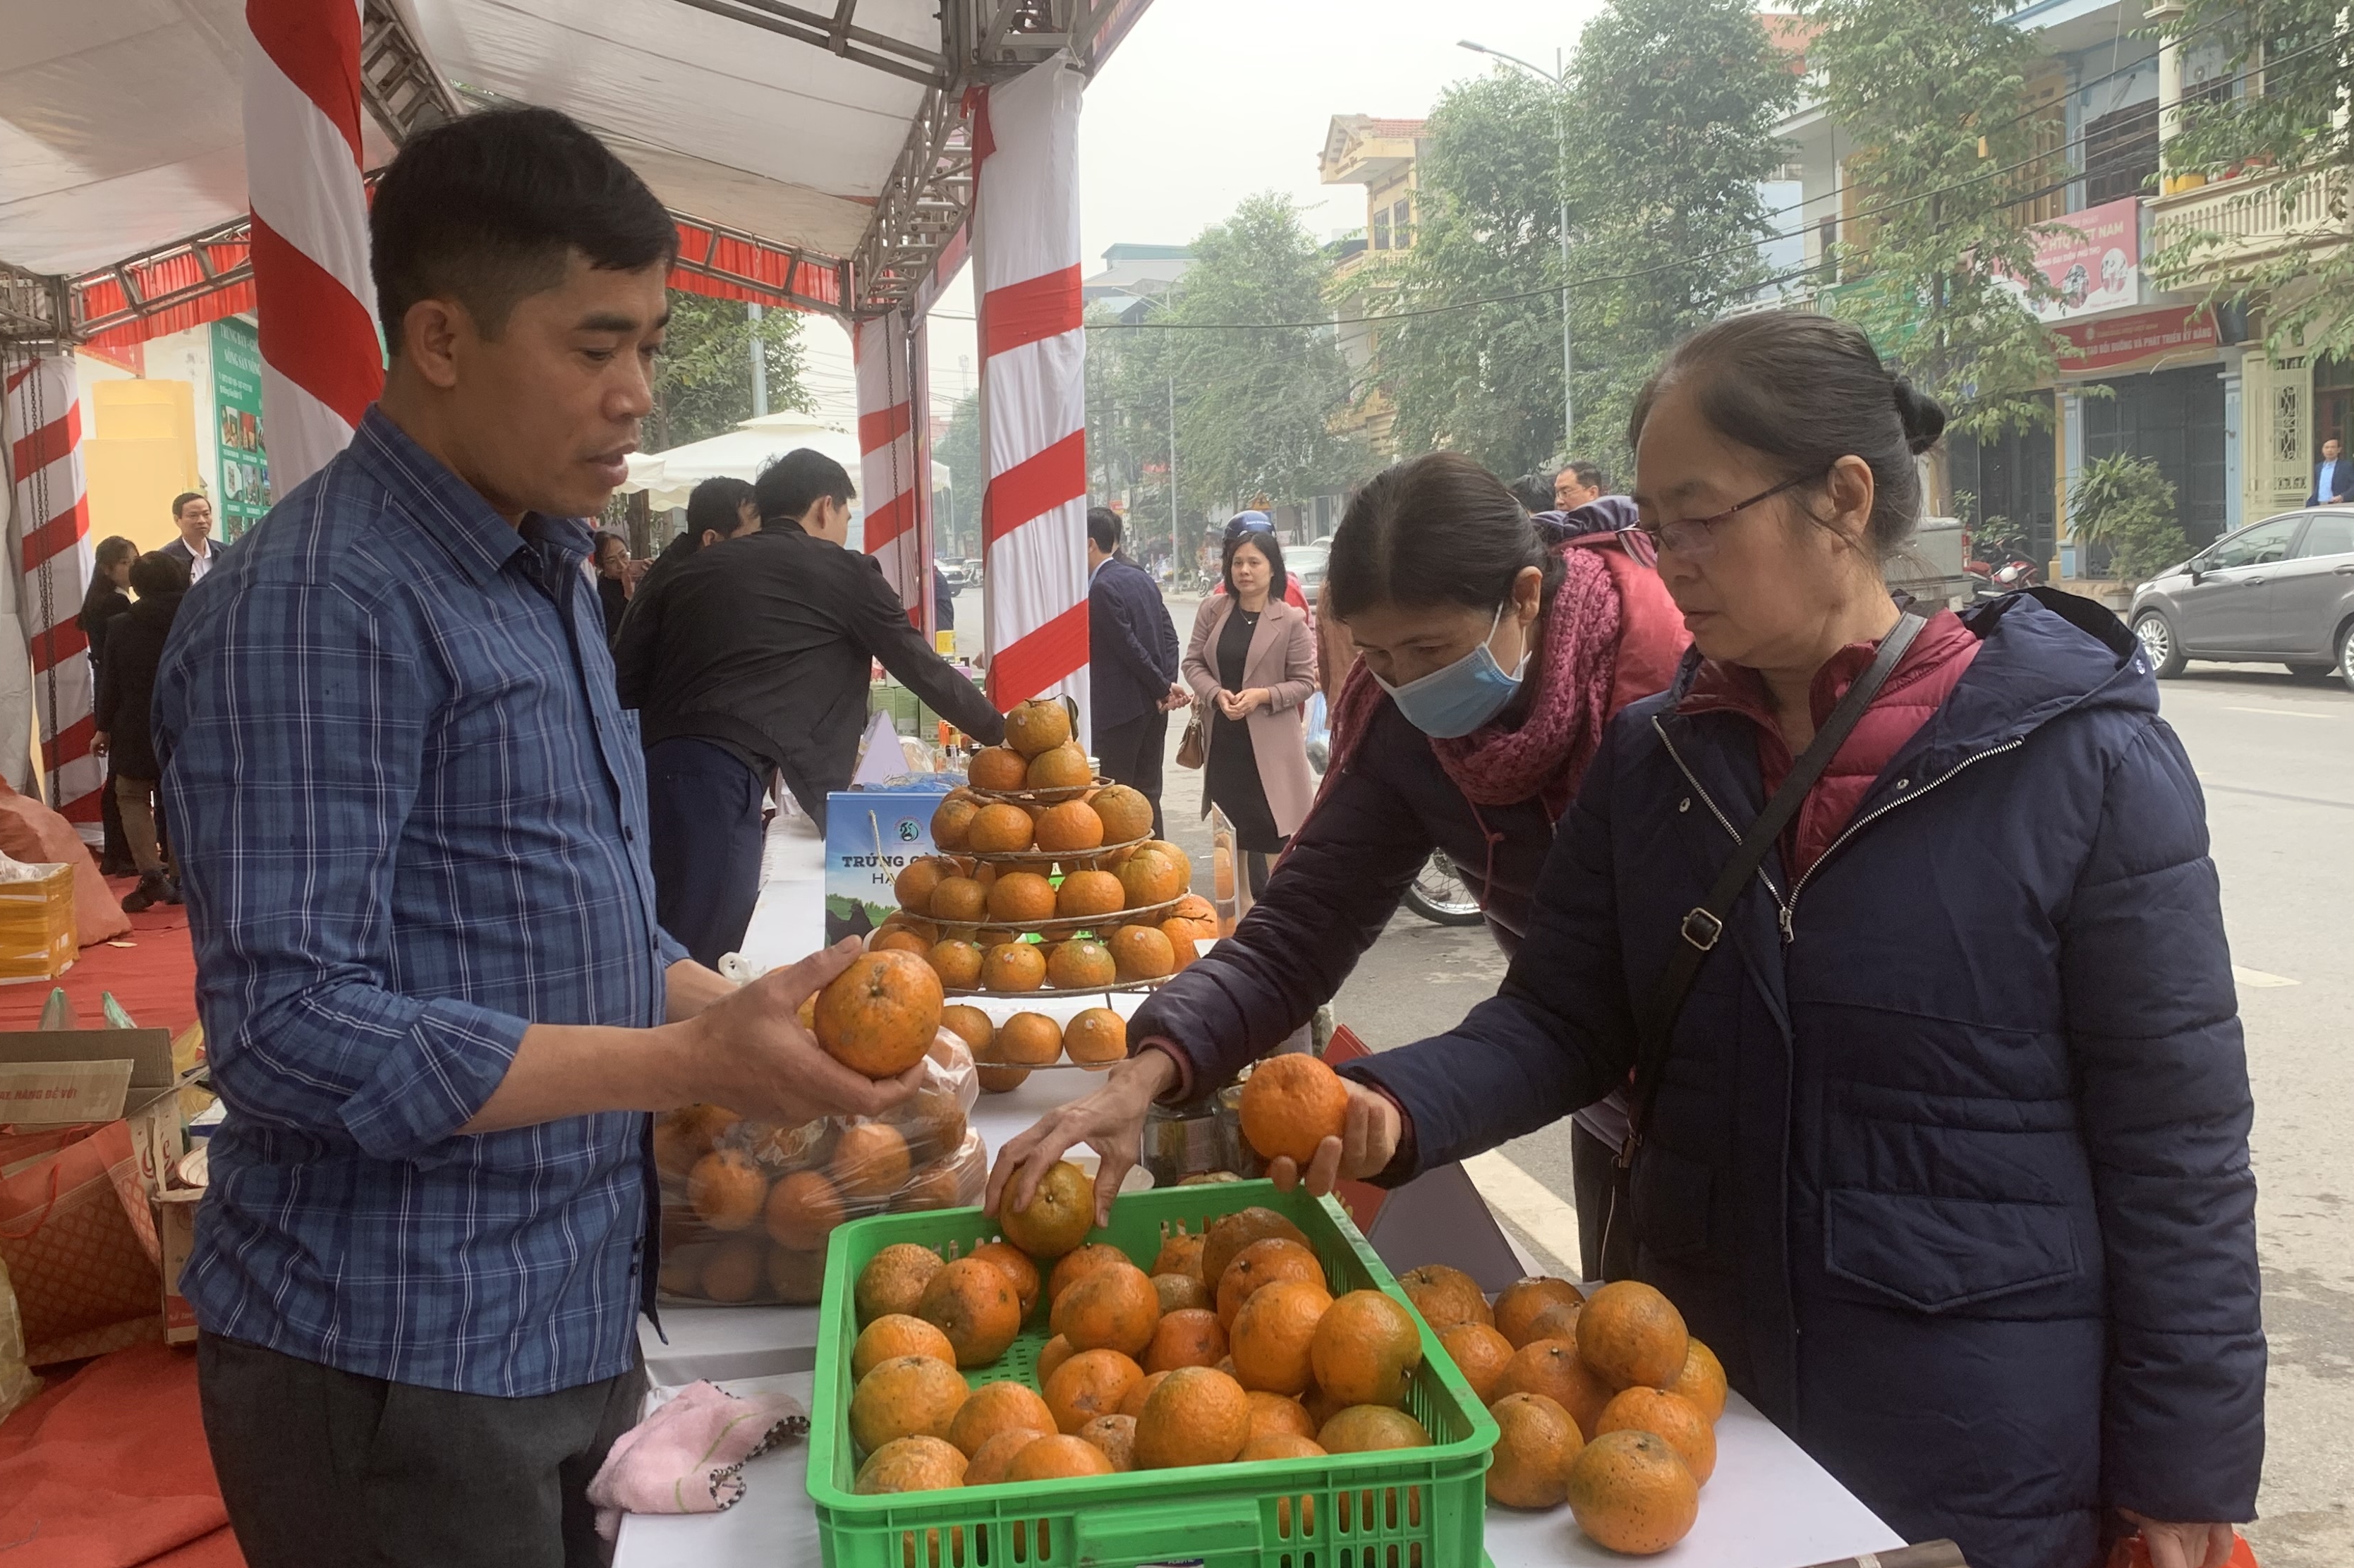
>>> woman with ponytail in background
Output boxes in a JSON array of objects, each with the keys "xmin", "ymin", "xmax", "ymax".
[{"xmin": 1281, "ymin": 313, "xmax": 2262, "ymax": 1568}]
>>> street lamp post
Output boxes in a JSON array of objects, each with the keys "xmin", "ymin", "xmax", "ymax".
[
  {"xmin": 1167, "ymin": 372, "xmax": 1180, "ymax": 583},
  {"xmin": 1460, "ymin": 39, "xmax": 1573, "ymax": 459}
]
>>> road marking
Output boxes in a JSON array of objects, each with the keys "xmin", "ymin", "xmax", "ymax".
[
  {"xmin": 2223, "ymin": 705, "xmax": 2338, "ymax": 719},
  {"xmin": 2234, "ymin": 966, "xmax": 2300, "ymax": 989},
  {"xmin": 2205, "ymin": 781, "xmax": 2354, "ymax": 813},
  {"xmin": 1463, "ymin": 1151, "xmax": 1582, "ymax": 1275}
]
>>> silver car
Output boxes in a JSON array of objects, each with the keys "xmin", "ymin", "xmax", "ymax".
[
  {"xmin": 1289, "ymin": 540, "xmax": 1332, "ymax": 604},
  {"xmin": 2128, "ymin": 508, "xmax": 2354, "ymax": 692}
]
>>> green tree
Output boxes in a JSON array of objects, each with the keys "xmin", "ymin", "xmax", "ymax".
[
  {"xmin": 1162, "ymin": 194, "xmax": 1370, "ymax": 513},
  {"xmin": 1085, "ymin": 193, "xmax": 1367, "ymax": 552},
  {"xmin": 1563, "ymin": 0, "xmax": 1803, "ymax": 470},
  {"xmin": 936, "ymin": 391, "xmax": 983, "ymax": 560},
  {"xmin": 650, "ymin": 293, "xmax": 812, "ymax": 449},
  {"xmin": 2150, "ymin": 0, "xmax": 2354, "ymax": 357},
  {"xmin": 2070, "ymin": 452, "xmax": 2188, "ymax": 581},
  {"xmin": 1376, "ymin": 70, "xmax": 1567, "ymax": 479},
  {"xmin": 1377, "ymin": 0, "xmax": 1799, "ymax": 482},
  {"xmin": 1800, "ymin": 0, "xmax": 2064, "ymax": 439}
]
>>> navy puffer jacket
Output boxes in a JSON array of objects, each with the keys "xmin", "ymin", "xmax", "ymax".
[{"xmin": 1347, "ymin": 591, "xmax": 2264, "ymax": 1568}]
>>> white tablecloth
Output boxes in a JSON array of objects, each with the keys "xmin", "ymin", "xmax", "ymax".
[
  {"xmin": 622, "ymin": 815, "xmax": 1905, "ymax": 1568},
  {"xmin": 612, "ymin": 1371, "xmax": 1900, "ymax": 1568}
]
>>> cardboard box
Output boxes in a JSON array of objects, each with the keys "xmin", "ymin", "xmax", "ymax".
[
  {"xmin": 0, "ymin": 1026, "xmax": 186, "ymax": 1200},
  {"xmin": 0, "ymin": 1026, "xmax": 200, "ymax": 1344},
  {"xmin": 154, "ymin": 1188, "xmax": 202, "ymax": 1344},
  {"xmin": 0, "ymin": 863, "xmax": 75, "ymax": 984},
  {"xmin": 824, "ymin": 788, "xmax": 949, "ymax": 944}
]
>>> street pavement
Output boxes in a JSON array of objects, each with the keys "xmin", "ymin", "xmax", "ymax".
[{"xmin": 971, "ymin": 585, "xmax": 2349, "ymax": 1555}]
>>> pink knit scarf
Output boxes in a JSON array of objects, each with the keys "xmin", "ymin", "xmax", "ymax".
[{"xmin": 1323, "ymin": 542, "xmax": 1623, "ymax": 822}]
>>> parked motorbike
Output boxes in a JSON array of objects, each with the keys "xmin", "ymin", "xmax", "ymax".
[
  {"xmin": 1966, "ymin": 535, "xmax": 2042, "ymax": 600},
  {"xmin": 1404, "ymin": 851, "xmax": 1485, "ymax": 926}
]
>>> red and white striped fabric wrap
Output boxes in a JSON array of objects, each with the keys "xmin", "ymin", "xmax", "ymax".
[
  {"xmin": 243, "ymin": 0, "xmax": 381, "ymax": 495},
  {"xmin": 856, "ymin": 309, "xmax": 930, "ymax": 635},
  {"xmin": 3, "ymin": 353, "xmax": 102, "ymax": 830},
  {"xmin": 971, "ymin": 55, "xmax": 1088, "ymax": 743}
]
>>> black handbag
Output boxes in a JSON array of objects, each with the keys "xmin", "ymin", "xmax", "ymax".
[{"xmin": 1596, "ymin": 612, "xmax": 1926, "ymax": 1282}]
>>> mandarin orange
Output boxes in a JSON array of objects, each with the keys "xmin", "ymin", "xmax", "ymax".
[{"xmin": 1566, "ymin": 1430, "xmax": 1699, "ymax": 1554}]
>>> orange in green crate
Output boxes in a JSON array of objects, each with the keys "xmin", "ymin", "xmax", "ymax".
[{"xmin": 808, "ymin": 1180, "xmax": 1499, "ymax": 1568}]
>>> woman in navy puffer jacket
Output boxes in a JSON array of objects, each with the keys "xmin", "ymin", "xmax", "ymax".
[{"xmin": 1301, "ymin": 315, "xmax": 2264, "ymax": 1568}]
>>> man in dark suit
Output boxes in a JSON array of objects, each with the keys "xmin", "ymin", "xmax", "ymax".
[
  {"xmin": 157, "ymin": 492, "xmax": 226, "ymax": 583},
  {"xmin": 614, "ymin": 448, "xmax": 1005, "ymax": 966},
  {"xmin": 2311, "ymin": 437, "xmax": 2348, "ymax": 507},
  {"xmin": 1086, "ymin": 506, "xmax": 1186, "ymax": 837}
]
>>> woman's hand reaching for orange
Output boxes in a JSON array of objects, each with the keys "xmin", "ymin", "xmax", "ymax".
[{"xmin": 1266, "ymin": 1079, "xmax": 1401, "ymax": 1196}]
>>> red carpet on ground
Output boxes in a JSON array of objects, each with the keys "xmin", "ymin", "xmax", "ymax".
[
  {"xmin": 0, "ymin": 1341, "xmax": 242, "ymax": 1568},
  {"xmin": 0, "ymin": 880, "xmax": 197, "ymax": 1037}
]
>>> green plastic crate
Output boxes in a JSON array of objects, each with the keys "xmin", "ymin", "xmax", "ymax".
[{"xmin": 810, "ymin": 1180, "xmax": 1500, "ymax": 1568}]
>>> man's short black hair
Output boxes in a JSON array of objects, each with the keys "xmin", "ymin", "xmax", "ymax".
[
  {"xmin": 1561, "ymin": 461, "xmax": 1606, "ymax": 492},
  {"xmin": 369, "ymin": 106, "xmax": 678, "ymax": 350},
  {"xmin": 130, "ymin": 550, "xmax": 192, "ymax": 600},
  {"xmin": 686, "ymin": 477, "xmax": 756, "ymax": 542},
  {"xmin": 1087, "ymin": 506, "xmax": 1122, "ymax": 554},
  {"xmin": 756, "ymin": 449, "xmax": 856, "ymax": 524},
  {"xmin": 170, "ymin": 492, "xmax": 207, "ymax": 519}
]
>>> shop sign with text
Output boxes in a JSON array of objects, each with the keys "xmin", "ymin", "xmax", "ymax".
[
  {"xmin": 2008, "ymin": 197, "xmax": 2142, "ymax": 323},
  {"xmin": 2055, "ymin": 305, "xmax": 2216, "ymax": 375},
  {"xmin": 210, "ymin": 317, "xmax": 272, "ymax": 542}
]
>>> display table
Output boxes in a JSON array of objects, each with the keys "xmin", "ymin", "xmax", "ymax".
[
  {"xmin": 624, "ymin": 1086, "xmax": 1907, "ymax": 1568},
  {"xmin": 625, "ymin": 814, "xmax": 1908, "ymax": 1568},
  {"xmin": 611, "ymin": 1370, "xmax": 1901, "ymax": 1568}
]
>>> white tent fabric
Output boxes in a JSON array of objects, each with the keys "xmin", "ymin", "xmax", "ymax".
[
  {"xmin": 621, "ymin": 410, "xmax": 947, "ymax": 549},
  {"xmin": 0, "ymin": 0, "xmax": 399, "ymax": 275},
  {"xmin": 0, "ymin": 0, "xmax": 934, "ymax": 279}
]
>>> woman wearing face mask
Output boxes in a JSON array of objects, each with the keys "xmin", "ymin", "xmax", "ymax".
[
  {"xmin": 988, "ymin": 453, "xmax": 1689, "ymax": 1255},
  {"xmin": 1273, "ymin": 315, "xmax": 2262, "ymax": 1568},
  {"xmin": 1183, "ymin": 524, "xmax": 1318, "ymax": 898}
]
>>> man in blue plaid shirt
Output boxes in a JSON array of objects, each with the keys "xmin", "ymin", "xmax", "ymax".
[{"xmin": 154, "ymin": 109, "xmax": 923, "ymax": 1567}]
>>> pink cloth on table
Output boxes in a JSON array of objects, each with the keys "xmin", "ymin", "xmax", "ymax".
[{"xmin": 587, "ymin": 1380, "xmax": 808, "ymax": 1540}]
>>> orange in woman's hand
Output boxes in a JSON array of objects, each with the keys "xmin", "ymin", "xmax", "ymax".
[{"xmin": 1237, "ymin": 1053, "xmax": 1349, "ymax": 1166}]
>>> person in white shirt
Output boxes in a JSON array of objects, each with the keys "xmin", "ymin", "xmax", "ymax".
[{"xmin": 159, "ymin": 493, "xmax": 224, "ymax": 582}]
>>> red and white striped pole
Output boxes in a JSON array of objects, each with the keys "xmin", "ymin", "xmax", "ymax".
[
  {"xmin": 243, "ymin": 0, "xmax": 382, "ymax": 496},
  {"xmin": 2, "ymin": 353, "xmax": 102, "ymax": 832},
  {"xmin": 971, "ymin": 55, "xmax": 1090, "ymax": 745},
  {"xmin": 856, "ymin": 309, "xmax": 934, "ymax": 640}
]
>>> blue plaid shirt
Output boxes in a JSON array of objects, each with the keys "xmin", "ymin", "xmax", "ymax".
[{"xmin": 156, "ymin": 407, "xmax": 688, "ymax": 1397}]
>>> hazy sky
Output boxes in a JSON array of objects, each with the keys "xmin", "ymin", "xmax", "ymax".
[{"xmin": 800, "ymin": 0, "xmax": 1609, "ymax": 423}]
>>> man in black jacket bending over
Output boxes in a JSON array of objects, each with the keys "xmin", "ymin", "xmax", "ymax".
[{"xmin": 615, "ymin": 449, "xmax": 1005, "ymax": 966}]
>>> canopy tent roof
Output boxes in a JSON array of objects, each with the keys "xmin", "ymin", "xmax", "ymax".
[
  {"xmin": 0, "ymin": 0, "xmax": 1152, "ymax": 346},
  {"xmin": 621, "ymin": 408, "xmax": 947, "ymax": 531}
]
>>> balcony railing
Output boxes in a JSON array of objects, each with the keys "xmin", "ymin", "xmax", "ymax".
[{"xmin": 2147, "ymin": 166, "xmax": 2350, "ymax": 282}]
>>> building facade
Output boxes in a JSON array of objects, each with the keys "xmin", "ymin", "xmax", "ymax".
[
  {"xmin": 1318, "ymin": 114, "xmax": 1426, "ymax": 463},
  {"xmin": 1765, "ymin": 0, "xmax": 2348, "ymax": 576}
]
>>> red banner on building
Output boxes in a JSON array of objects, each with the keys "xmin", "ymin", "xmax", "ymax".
[{"xmin": 2056, "ymin": 305, "xmax": 2219, "ymax": 375}]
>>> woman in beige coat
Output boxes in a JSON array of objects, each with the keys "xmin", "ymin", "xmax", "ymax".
[{"xmin": 1184, "ymin": 523, "xmax": 1318, "ymax": 897}]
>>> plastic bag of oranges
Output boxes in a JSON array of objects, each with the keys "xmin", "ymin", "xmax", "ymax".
[{"xmin": 654, "ymin": 1028, "xmax": 986, "ymax": 1306}]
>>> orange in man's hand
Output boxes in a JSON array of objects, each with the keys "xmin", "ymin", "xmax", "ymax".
[{"xmin": 812, "ymin": 950, "xmax": 943, "ymax": 1078}]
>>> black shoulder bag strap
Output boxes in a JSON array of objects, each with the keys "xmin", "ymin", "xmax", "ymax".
[{"xmin": 1596, "ymin": 611, "xmax": 1925, "ymax": 1279}]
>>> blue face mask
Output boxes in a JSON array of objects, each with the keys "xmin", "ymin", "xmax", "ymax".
[{"xmin": 1375, "ymin": 604, "xmax": 1530, "ymax": 739}]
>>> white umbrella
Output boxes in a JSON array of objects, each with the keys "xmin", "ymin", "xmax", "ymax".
[{"xmin": 621, "ymin": 410, "xmax": 948, "ymax": 551}]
